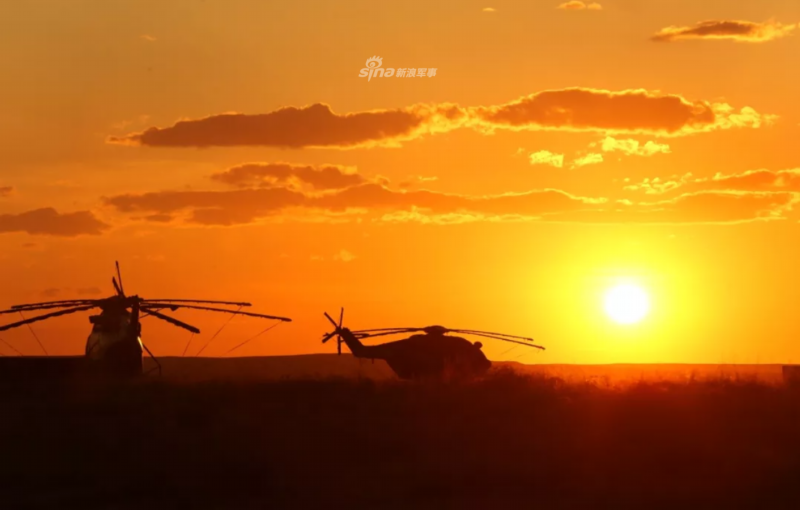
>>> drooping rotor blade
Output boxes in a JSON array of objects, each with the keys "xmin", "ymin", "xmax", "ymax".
[
  {"xmin": 115, "ymin": 261, "xmax": 125, "ymax": 295},
  {"xmin": 459, "ymin": 331, "xmax": 545, "ymax": 350},
  {"xmin": 8, "ymin": 299, "xmax": 97, "ymax": 311},
  {"xmin": 141, "ymin": 308, "xmax": 201, "ymax": 334},
  {"xmin": 0, "ymin": 305, "xmax": 96, "ymax": 332},
  {"xmin": 144, "ymin": 304, "xmax": 290, "ymax": 322},
  {"xmin": 112, "ymin": 277, "xmax": 122, "ymax": 296},
  {"xmin": 2, "ymin": 301, "xmax": 99, "ymax": 315},
  {"xmin": 449, "ymin": 329, "xmax": 536, "ymax": 342},
  {"xmin": 142, "ymin": 299, "xmax": 253, "ymax": 307},
  {"xmin": 351, "ymin": 328, "xmax": 425, "ymax": 340},
  {"xmin": 321, "ymin": 331, "xmax": 338, "ymax": 344},
  {"xmin": 349, "ymin": 327, "xmax": 425, "ymax": 333}
]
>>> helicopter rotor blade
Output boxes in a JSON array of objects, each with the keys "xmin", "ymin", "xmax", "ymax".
[
  {"xmin": 349, "ymin": 327, "xmax": 425, "ymax": 333},
  {"xmin": 141, "ymin": 308, "xmax": 201, "ymax": 334},
  {"xmin": 142, "ymin": 299, "xmax": 252, "ymax": 307},
  {"xmin": 0, "ymin": 305, "xmax": 96, "ymax": 333},
  {"xmin": 115, "ymin": 261, "xmax": 125, "ymax": 295},
  {"xmin": 323, "ymin": 312, "xmax": 340, "ymax": 329},
  {"xmin": 112, "ymin": 277, "xmax": 122, "ymax": 296},
  {"xmin": 449, "ymin": 329, "xmax": 536, "ymax": 342},
  {"xmin": 2, "ymin": 301, "xmax": 99, "ymax": 315},
  {"xmin": 142, "ymin": 303, "xmax": 290, "ymax": 322},
  {"xmin": 337, "ymin": 308, "xmax": 344, "ymax": 354},
  {"xmin": 8, "ymin": 299, "xmax": 97, "ymax": 311},
  {"xmin": 460, "ymin": 331, "xmax": 545, "ymax": 349},
  {"xmin": 350, "ymin": 328, "xmax": 424, "ymax": 340},
  {"xmin": 321, "ymin": 331, "xmax": 337, "ymax": 344}
]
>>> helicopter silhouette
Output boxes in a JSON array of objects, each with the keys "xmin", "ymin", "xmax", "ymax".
[
  {"xmin": 0, "ymin": 262, "xmax": 291, "ymax": 378},
  {"xmin": 321, "ymin": 309, "xmax": 544, "ymax": 380}
]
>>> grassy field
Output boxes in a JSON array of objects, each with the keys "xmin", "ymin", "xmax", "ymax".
[{"xmin": 2, "ymin": 369, "xmax": 800, "ymax": 509}]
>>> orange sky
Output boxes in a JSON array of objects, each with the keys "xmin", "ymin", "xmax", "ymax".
[{"xmin": 1, "ymin": 0, "xmax": 800, "ymax": 364}]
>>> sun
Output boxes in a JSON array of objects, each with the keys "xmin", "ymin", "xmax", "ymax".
[{"xmin": 604, "ymin": 284, "xmax": 650, "ymax": 325}]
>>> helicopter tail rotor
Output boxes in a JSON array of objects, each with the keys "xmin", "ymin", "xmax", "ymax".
[{"xmin": 322, "ymin": 308, "xmax": 345, "ymax": 355}]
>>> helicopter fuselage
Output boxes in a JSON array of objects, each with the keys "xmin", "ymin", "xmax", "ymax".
[
  {"xmin": 85, "ymin": 309, "xmax": 143, "ymax": 377},
  {"xmin": 0, "ymin": 310, "xmax": 144, "ymax": 382},
  {"xmin": 340, "ymin": 329, "xmax": 492, "ymax": 379}
]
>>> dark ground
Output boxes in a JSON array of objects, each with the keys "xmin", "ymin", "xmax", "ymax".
[{"xmin": 2, "ymin": 369, "xmax": 800, "ymax": 509}]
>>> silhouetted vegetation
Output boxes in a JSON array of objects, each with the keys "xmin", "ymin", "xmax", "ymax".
[{"xmin": 2, "ymin": 369, "xmax": 800, "ymax": 508}]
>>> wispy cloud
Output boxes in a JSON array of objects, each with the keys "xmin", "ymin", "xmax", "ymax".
[
  {"xmin": 105, "ymin": 184, "xmax": 605, "ymax": 227},
  {"xmin": 106, "ymin": 171, "xmax": 798, "ymax": 227},
  {"xmin": 625, "ymin": 169, "xmax": 800, "ymax": 195},
  {"xmin": 572, "ymin": 153, "xmax": 604, "ymax": 168},
  {"xmin": 652, "ymin": 20, "xmax": 797, "ymax": 43},
  {"xmin": 334, "ymin": 250, "xmax": 357, "ymax": 262},
  {"xmin": 0, "ymin": 208, "xmax": 109, "ymax": 237},
  {"xmin": 529, "ymin": 150, "xmax": 565, "ymax": 168},
  {"xmin": 108, "ymin": 88, "xmax": 775, "ymax": 149},
  {"xmin": 593, "ymin": 136, "xmax": 671, "ymax": 157},
  {"xmin": 211, "ymin": 162, "xmax": 367, "ymax": 191},
  {"xmin": 557, "ymin": 1, "xmax": 602, "ymax": 11},
  {"xmin": 559, "ymin": 191, "xmax": 797, "ymax": 225},
  {"xmin": 77, "ymin": 287, "xmax": 103, "ymax": 296}
]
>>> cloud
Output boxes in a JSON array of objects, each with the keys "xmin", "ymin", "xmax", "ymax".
[
  {"xmin": 106, "ymin": 176, "xmax": 798, "ymax": 227},
  {"xmin": 106, "ymin": 188, "xmax": 307, "ymax": 226},
  {"xmin": 38, "ymin": 287, "xmax": 104, "ymax": 298},
  {"xmin": 398, "ymin": 175, "xmax": 439, "ymax": 189},
  {"xmin": 108, "ymin": 89, "xmax": 774, "ymax": 148},
  {"xmin": 482, "ymin": 7, "xmax": 496, "ymax": 12},
  {"xmin": 572, "ymin": 153, "xmax": 604, "ymax": 168},
  {"xmin": 41, "ymin": 288, "xmax": 61, "ymax": 298},
  {"xmin": 652, "ymin": 20, "xmax": 797, "ymax": 43},
  {"xmin": 529, "ymin": 150, "xmax": 565, "ymax": 168},
  {"xmin": 378, "ymin": 209, "xmax": 533, "ymax": 225},
  {"xmin": 593, "ymin": 136, "xmax": 671, "ymax": 157},
  {"xmin": 111, "ymin": 115, "xmax": 151, "ymax": 131},
  {"xmin": 623, "ymin": 176, "xmax": 685, "ymax": 195},
  {"xmin": 108, "ymin": 103, "xmax": 464, "ymax": 149},
  {"xmin": 471, "ymin": 88, "xmax": 772, "ymax": 136},
  {"xmin": 0, "ymin": 208, "xmax": 109, "ymax": 236},
  {"xmin": 334, "ymin": 250, "xmax": 357, "ymax": 262},
  {"xmin": 77, "ymin": 287, "xmax": 103, "ymax": 296},
  {"xmin": 376, "ymin": 190, "xmax": 797, "ymax": 225},
  {"xmin": 105, "ymin": 184, "xmax": 605, "ymax": 226},
  {"xmin": 558, "ymin": 1, "xmax": 602, "ymax": 10},
  {"xmin": 142, "ymin": 213, "xmax": 174, "ymax": 223},
  {"xmin": 560, "ymin": 191, "xmax": 796, "ymax": 225},
  {"xmin": 0, "ymin": 186, "xmax": 14, "ymax": 197},
  {"xmin": 210, "ymin": 163, "xmax": 367, "ymax": 190},
  {"xmin": 626, "ymin": 169, "xmax": 800, "ymax": 195},
  {"xmin": 140, "ymin": 34, "xmax": 157, "ymax": 42}
]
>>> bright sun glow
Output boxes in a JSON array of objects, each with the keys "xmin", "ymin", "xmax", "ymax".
[{"xmin": 604, "ymin": 284, "xmax": 650, "ymax": 325}]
